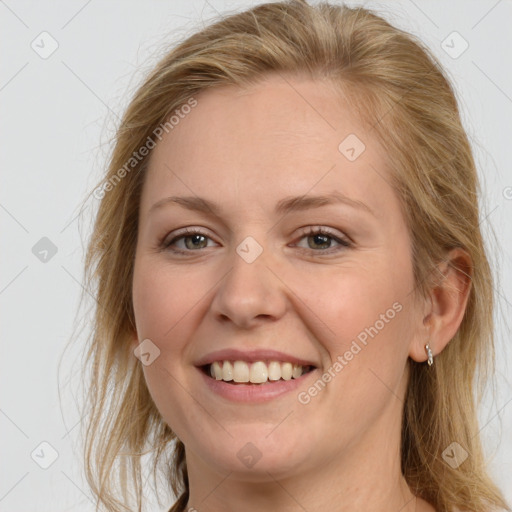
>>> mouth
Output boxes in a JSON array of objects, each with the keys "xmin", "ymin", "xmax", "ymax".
[
  {"xmin": 201, "ymin": 360, "xmax": 316, "ymax": 385},
  {"xmin": 195, "ymin": 349, "xmax": 319, "ymax": 402}
]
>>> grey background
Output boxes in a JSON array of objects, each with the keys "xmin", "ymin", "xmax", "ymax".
[{"xmin": 1, "ymin": 1, "xmax": 511, "ymax": 510}]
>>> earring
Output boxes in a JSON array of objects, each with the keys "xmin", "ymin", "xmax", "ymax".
[{"xmin": 425, "ymin": 343, "xmax": 434, "ymax": 366}]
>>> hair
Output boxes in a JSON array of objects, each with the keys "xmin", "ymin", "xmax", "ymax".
[{"xmin": 74, "ymin": 1, "xmax": 511, "ymax": 511}]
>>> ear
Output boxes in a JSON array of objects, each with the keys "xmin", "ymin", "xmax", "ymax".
[{"xmin": 409, "ymin": 248, "xmax": 472, "ymax": 363}]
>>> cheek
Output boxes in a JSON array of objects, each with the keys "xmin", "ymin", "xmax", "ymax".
[
  {"xmin": 302, "ymin": 249, "xmax": 414, "ymax": 387},
  {"xmin": 132, "ymin": 258, "xmax": 208, "ymax": 440},
  {"xmin": 132, "ymin": 257, "xmax": 200, "ymax": 345},
  {"xmin": 306, "ymin": 263, "xmax": 407, "ymax": 346},
  {"xmin": 295, "ymin": 267, "xmax": 413, "ymax": 434}
]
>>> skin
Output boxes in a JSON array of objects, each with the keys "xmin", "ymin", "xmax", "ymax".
[{"xmin": 131, "ymin": 74, "xmax": 471, "ymax": 512}]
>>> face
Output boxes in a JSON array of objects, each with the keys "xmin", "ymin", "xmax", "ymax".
[{"xmin": 132, "ymin": 74, "xmax": 422, "ymax": 480}]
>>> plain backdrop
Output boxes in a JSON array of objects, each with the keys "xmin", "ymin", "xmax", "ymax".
[{"xmin": 1, "ymin": 1, "xmax": 511, "ymax": 511}]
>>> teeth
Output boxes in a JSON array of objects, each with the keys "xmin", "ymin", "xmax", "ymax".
[
  {"xmin": 208, "ymin": 360, "xmax": 310, "ymax": 384},
  {"xmin": 250, "ymin": 361, "xmax": 268, "ymax": 383},
  {"xmin": 212, "ymin": 361, "xmax": 223, "ymax": 380},
  {"xmin": 233, "ymin": 361, "xmax": 249, "ymax": 383},
  {"xmin": 292, "ymin": 364, "xmax": 302, "ymax": 378},
  {"xmin": 222, "ymin": 361, "xmax": 234, "ymax": 381},
  {"xmin": 281, "ymin": 362, "xmax": 293, "ymax": 381},
  {"xmin": 268, "ymin": 361, "xmax": 281, "ymax": 381}
]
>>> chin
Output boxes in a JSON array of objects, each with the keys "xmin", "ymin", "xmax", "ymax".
[{"xmin": 189, "ymin": 426, "xmax": 311, "ymax": 480}]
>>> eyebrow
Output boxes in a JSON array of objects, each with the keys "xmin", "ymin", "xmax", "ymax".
[{"xmin": 148, "ymin": 191, "xmax": 375, "ymax": 218}]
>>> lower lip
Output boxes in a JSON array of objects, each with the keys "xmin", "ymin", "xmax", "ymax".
[{"xmin": 197, "ymin": 367, "xmax": 316, "ymax": 403}]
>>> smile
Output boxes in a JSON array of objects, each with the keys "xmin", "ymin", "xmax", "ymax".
[{"xmin": 206, "ymin": 360, "xmax": 314, "ymax": 384}]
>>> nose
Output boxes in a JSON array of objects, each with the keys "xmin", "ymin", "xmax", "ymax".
[{"xmin": 210, "ymin": 241, "xmax": 288, "ymax": 329}]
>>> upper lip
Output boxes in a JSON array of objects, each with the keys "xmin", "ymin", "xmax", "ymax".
[{"xmin": 195, "ymin": 348, "xmax": 318, "ymax": 368}]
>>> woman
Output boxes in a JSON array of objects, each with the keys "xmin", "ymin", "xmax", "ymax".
[{"xmin": 79, "ymin": 1, "xmax": 511, "ymax": 511}]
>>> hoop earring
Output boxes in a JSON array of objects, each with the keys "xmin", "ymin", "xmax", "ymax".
[{"xmin": 425, "ymin": 343, "xmax": 434, "ymax": 366}]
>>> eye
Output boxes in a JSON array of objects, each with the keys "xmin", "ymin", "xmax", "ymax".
[
  {"xmin": 160, "ymin": 226, "xmax": 352, "ymax": 255},
  {"xmin": 293, "ymin": 226, "xmax": 352, "ymax": 253},
  {"xmin": 161, "ymin": 228, "xmax": 217, "ymax": 253}
]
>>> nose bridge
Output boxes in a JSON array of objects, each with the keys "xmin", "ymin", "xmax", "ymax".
[{"xmin": 211, "ymin": 232, "xmax": 286, "ymax": 327}]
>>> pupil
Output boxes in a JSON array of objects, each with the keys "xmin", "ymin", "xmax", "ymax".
[
  {"xmin": 310, "ymin": 234, "xmax": 330, "ymax": 249},
  {"xmin": 186, "ymin": 235, "xmax": 206, "ymax": 249}
]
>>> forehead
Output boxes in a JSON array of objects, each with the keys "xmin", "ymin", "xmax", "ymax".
[{"xmin": 140, "ymin": 74, "xmax": 397, "ymax": 220}]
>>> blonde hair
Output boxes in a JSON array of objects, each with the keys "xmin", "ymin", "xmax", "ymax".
[{"xmin": 75, "ymin": 1, "xmax": 510, "ymax": 511}]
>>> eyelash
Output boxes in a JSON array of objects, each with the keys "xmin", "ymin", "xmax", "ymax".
[{"xmin": 160, "ymin": 226, "xmax": 352, "ymax": 255}]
